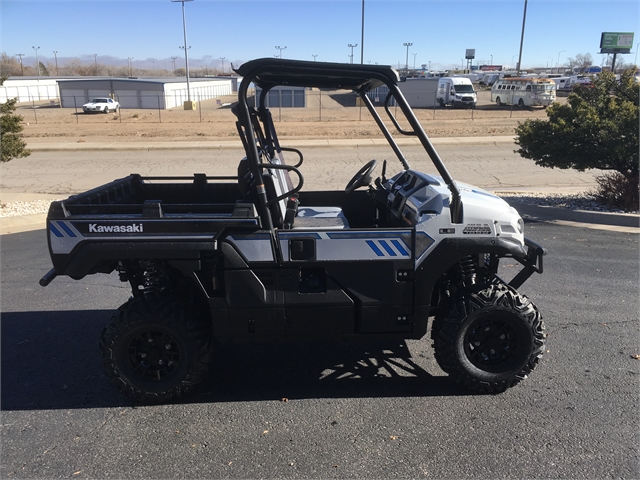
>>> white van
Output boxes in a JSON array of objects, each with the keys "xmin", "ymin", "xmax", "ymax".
[
  {"xmin": 436, "ymin": 77, "xmax": 477, "ymax": 108},
  {"xmin": 491, "ymin": 77, "xmax": 556, "ymax": 108}
]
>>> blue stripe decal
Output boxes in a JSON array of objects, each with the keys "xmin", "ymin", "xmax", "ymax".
[
  {"xmin": 49, "ymin": 224, "xmax": 64, "ymax": 238},
  {"xmin": 378, "ymin": 240, "xmax": 397, "ymax": 256},
  {"xmin": 391, "ymin": 239, "xmax": 409, "ymax": 256},
  {"xmin": 56, "ymin": 221, "xmax": 76, "ymax": 237},
  {"xmin": 365, "ymin": 240, "xmax": 385, "ymax": 257}
]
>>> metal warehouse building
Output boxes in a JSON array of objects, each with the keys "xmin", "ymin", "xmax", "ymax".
[
  {"xmin": 57, "ymin": 77, "xmax": 234, "ymax": 109},
  {"xmin": 0, "ymin": 78, "xmax": 60, "ymax": 104}
]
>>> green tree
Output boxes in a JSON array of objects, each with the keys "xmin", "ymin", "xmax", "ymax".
[
  {"xmin": 1, "ymin": 76, "xmax": 30, "ymax": 162},
  {"xmin": 515, "ymin": 69, "xmax": 639, "ymax": 210}
]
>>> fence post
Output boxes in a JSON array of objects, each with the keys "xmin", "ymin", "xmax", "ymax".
[
  {"xmin": 157, "ymin": 94, "xmax": 162, "ymax": 123},
  {"xmin": 74, "ymin": 95, "xmax": 79, "ymax": 123},
  {"xmin": 31, "ymin": 96, "xmax": 38, "ymax": 124},
  {"xmin": 279, "ymin": 90, "xmax": 282, "ymax": 122},
  {"xmin": 199, "ymin": 100, "xmax": 202, "ymax": 122},
  {"xmin": 319, "ymin": 89, "xmax": 322, "ymax": 122}
]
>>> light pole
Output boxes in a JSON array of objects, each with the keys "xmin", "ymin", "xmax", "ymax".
[
  {"xmin": 16, "ymin": 53, "xmax": 25, "ymax": 75},
  {"xmin": 32, "ymin": 46, "xmax": 40, "ymax": 77},
  {"xmin": 219, "ymin": 56, "xmax": 225, "ymax": 74},
  {"xmin": 53, "ymin": 51, "xmax": 58, "ymax": 75},
  {"xmin": 312, "ymin": 54, "xmax": 317, "ymax": 62},
  {"xmin": 93, "ymin": 54, "xmax": 98, "ymax": 75},
  {"xmin": 516, "ymin": 0, "xmax": 527, "ymax": 75},
  {"xmin": 412, "ymin": 52, "xmax": 417, "ymax": 73},
  {"xmin": 275, "ymin": 46, "xmax": 286, "ymax": 58},
  {"xmin": 348, "ymin": 43, "xmax": 357, "ymax": 64},
  {"xmin": 490, "ymin": 54, "xmax": 493, "ymax": 65},
  {"xmin": 128, "ymin": 57, "xmax": 133, "ymax": 76},
  {"xmin": 403, "ymin": 42, "xmax": 413, "ymax": 71},
  {"xmin": 171, "ymin": 56, "xmax": 178, "ymax": 76},
  {"xmin": 556, "ymin": 50, "xmax": 565, "ymax": 73},
  {"xmin": 172, "ymin": 0, "xmax": 194, "ymax": 104}
]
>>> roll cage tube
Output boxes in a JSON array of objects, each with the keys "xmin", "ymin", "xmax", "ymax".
[
  {"xmin": 379, "ymin": 83, "xmax": 463, "ymax": 224},
  {"xmin": 235, "ymin": 58, "xmax": 464, "ymax": 225}
]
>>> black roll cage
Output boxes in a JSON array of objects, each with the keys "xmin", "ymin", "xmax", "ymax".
[{"xmin": 232, "ymin": 58, "xmax": 464, "ymax": 232}]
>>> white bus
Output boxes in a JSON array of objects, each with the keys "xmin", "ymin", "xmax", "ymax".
[{"xmin": 491, "ymin": 77, "xmax": 556, "ymax": 108}]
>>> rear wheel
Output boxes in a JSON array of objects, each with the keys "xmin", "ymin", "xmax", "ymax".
[
  {"xmin": 100, "ymin": 294, "xmax": 212, "ymax": 403},
  {"xmin": 496, "ymin": 97, "xmax": 502, "ymax": 106},
  {"xmin": 432, "ymin": 282, "xmax": 545, "ymax": 393},
  {"xmin": 518, "ymin": 98, "xmax": 525, "ymax": 107}
]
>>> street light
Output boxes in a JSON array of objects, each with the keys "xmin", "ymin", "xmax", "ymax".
[
  {"xmin": 172, "ymin": 0, "xmax": 194, "ymax": 105},
  {"xmin": 93, "ymin": 54, "xmax": 98, "ymax": 75},
  {"xmin": 348, "ymin": 43, "xmax": 357, "ymax": 64},
  {"xmin": 171, "ymin": 56, "xmax": 178, "ymax": 76},
  {"xmin": 556, "ymin": 50, "xmax": 565, "ymax": 73},
  {"xmin": 128, "ymin": 57, "xmax": 133, "ymax": 76},
  {"xmin": 275, "ymin": 46, "xmax": 286, "ymax": 58},
  {"xmin": 53, "ymin": 51, "xmax": 59, "ymax": 76},
  {"xmin": 403, "ymin": 42, "xmax": 413, "ymax": 71},
  {"xmin": 312, "ymin": 54, "xmax": 317, "ymax": 62},
  {"xmin": 412, "ymin": 52, "xmax": 417, "ymax": 72},
  {"xmin": 32, "ymin": 46, "xmax": 40, "ymax": 77},
  {"xmin": 219, "ymin": 56, "xmax": 225, "ymax": 74},
  {"xmin": 16, "ymin": 53, "xmax": 25, "ymax": 75}
]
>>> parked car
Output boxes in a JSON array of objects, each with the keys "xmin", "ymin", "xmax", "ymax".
[{"xmin": 82, "ymin": 98, "xmax": 119, "ymax": 114}]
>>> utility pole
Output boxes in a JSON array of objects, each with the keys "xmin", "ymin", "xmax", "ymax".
[
  {"xmin": 128, "ymin": 57, "xmax": 133, "ymax": 76},
  {"xmin": 348, "ymin": 43, "xmax": 358, "ymax": 64},
  {"xmin": 312, "ymin": 54, "xmax": 317, "ymax": 62},
  {"xmin": 412, "ymin": 52, "xmax": 417, "ymax": 73},
  {"xmin": 516, "ymin": 0, "xmax": 527, "ymax": 75},
  {"xmin": 93, "ymin": 54, "xmax": 98, "ymax": 75},
  {"xmin": 219, "ymin": 56, "xmax": 225, "ymax": 74},
  {"xmin": 172, "ymin": 0, "xmax": 194, "ymax": 105},
  {"xmin": 360, "ymin": 0, "xmax": 365, "ymax": 64},
  {"xmin": 16, "ymin": 53, "xmax": 25, "ymax": 75},
  {"xmin": 403, "ymin": 42, "xmax": 413, "ymax": 72},
  {"xmin": 32, "ymin": 46, "xmax": 40, "ymax": 77},
  {"xmin": 53, "ymin": 51, "xmax": 59, "ymax": 75},
  {"xmin": 275, "ymin": 46, "xmax": 286, "ymax": 58},
  {"xmin": 171, "ymin": 56, "xmax": 178, "ymax": 76}
]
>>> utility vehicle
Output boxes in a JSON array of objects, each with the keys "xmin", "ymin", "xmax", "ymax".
[{"xmin": 41, "ymin": 58, "xmax": 546, "ymax": 403}]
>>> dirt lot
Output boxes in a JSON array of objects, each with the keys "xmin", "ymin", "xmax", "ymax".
[{"xmin": 18, "ymin": 90, "xmax": 563, "ymax": 144}]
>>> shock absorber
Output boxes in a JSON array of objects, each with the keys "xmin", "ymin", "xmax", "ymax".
[
  {"xmin": 141, "ymin": 260, "xmax": 170, "ymax": 295},
  {"xmin": 459, "ymin": 255, "xmax": 477, "ymax": 287}
]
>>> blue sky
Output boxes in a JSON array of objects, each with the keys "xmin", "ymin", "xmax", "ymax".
[{"xmin": 1, "ymin": 0, "xmax": 638, "ymax": 72}]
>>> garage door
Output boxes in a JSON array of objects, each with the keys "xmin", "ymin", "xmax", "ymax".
[
  {"xmin": 140, "ymin": 91, "xmax": 164, "ymax": 109},
  {"xmin": 114, "ymin": 90, "xmax": 139, "ymax": 109},
  {"xmin": 61, "ymin": 89, "xmax": 87, "ymax": 108}
]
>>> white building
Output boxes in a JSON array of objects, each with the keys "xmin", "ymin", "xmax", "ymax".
[
  {"xmin": 57, "ymin": 77, "xmax": 234, "ymax": 109},
  {"xmin": 0, "ymin": 77, "xmax": 60, "ymax": 103}
]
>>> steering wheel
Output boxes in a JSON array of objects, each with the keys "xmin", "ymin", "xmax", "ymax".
[{"xmin": 345, "ymin": 159, "xmax": 378, "ymax": 194}]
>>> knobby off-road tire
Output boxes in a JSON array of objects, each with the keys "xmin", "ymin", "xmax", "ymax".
[
  {"xmin": 100, "ymin": 294, "xmax": 212, "ymax": 403},
  {"xmin": 432, "ymin": 282, "xmax": 545, "ymax": 393}
]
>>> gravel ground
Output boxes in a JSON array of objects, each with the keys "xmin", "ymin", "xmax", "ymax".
[{"xmin": 0, "ymin": 192, "xmax": 634, "ymax": 218}]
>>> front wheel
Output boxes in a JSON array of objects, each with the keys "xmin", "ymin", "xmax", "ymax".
[
  {"xmin": 100, "ymin": 295, "xmax": 212, "ymax": 403},
  {"xmin": 432, "ymin": 282, "xmax": 545, "ymax": 393},
  {"xmin": 495, "ymin": 97, "xmax": 502, "ymax": 106}
]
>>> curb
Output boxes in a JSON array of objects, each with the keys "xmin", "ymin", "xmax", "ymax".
[
  {"xmin": 25, "ymin": 135, "xmax": 517, "ymax": 152},
  {"xmin": 509, "ymin": 202, "xmax": 639, "ymax": 230}
]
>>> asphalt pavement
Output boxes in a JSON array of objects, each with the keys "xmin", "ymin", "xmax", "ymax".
[{"xmin": 1, "ymin": 223, "xmax": 638, "ymax": 478}]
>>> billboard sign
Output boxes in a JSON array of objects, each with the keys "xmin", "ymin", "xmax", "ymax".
[
  {"xmin": 600, "ymin": 32, "xmax": 634, "ymax": 53},
  {"xmin": 465, "ymin": 49, "xmax": 475, "ymax": 60}
]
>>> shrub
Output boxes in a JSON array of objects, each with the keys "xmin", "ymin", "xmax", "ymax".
[
  {"xmin": 1, "ymin": 77, "xmax": 30, "ymax": 162},
  {"xmin": 515, "ymin": 68, "xmax": 639, "ymax": 211},
  {"xmin": 591, "ymin": 171, "xmax": 639, "ymax": 212}
]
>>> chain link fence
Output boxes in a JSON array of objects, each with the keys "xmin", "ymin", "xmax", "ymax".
[{"xmin": 19, "ymin": 90, "xmax": 553, "ymax": 126}]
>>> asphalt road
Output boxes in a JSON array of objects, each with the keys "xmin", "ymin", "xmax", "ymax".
[{"xmin": 2, "ymin": 221, "xmax": 638, "ymax": 479}]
